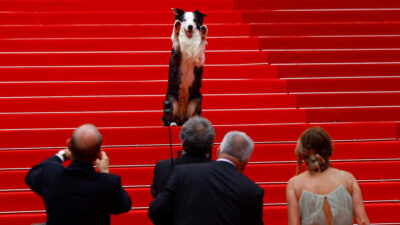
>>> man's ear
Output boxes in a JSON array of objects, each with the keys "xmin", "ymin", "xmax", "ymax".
[
  {"xmin": 96, "ymin": 148, "xmax": 102, "ymax": 159},
  {"xmin": 66, "ymin": 138, "xmax": 72, "ymax": 150},
  {"xmin": 240, "ymin": 161, "xmax": 248, "ymax": 172},
  {"xmin": 172, "ymin": 8, "xmax": 185, "ymax": 18}
]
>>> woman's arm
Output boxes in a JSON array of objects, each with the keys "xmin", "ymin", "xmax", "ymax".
[
  {"xmin": 351, "ymin": 176, "xmax": 370, "ymax": 225},
  {"xmin": 286, "ymin": 177, "xmax": 301, "ymax": 225}
]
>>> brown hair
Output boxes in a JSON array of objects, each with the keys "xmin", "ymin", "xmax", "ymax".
[{"xmin": 296, "ymin": 127, "xmax": 333, "ymax": 174}]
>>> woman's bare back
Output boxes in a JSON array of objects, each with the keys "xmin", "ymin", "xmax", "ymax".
[{"xmin": 291, "ymin": 168, "xmax": 354, "ymax": 225}]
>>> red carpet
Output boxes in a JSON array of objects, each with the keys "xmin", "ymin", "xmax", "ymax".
[{"xmin": 0, "ymin": 0, "xmax": 399, "ymax": 224}]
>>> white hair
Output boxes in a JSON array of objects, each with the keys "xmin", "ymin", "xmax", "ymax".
[{"xmin": 219, "ymin": 131, "xmax": 254, "ymax": 163}]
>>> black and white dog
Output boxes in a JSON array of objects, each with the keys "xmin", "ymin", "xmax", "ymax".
[{"xmin": 162, "ymin": 8, "xmax": 207, "ymax": 126}]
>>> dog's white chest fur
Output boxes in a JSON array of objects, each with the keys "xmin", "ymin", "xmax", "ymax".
[{"xmin": 178, "ymin": 29, "xmax": 204, "ymax": 92}]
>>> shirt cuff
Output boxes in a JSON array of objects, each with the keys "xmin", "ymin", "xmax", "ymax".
[{"xmin": 56, "ymin": 150, "xmax": 66, "ymax": 162}]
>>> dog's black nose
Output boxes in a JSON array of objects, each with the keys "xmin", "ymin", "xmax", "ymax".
[{"xmin": 188, "ymin": 25, "xmax": 193, "ymax": 31}]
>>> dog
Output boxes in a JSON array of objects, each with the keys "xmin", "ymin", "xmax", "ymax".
[{"xmin": 162, "ymin": 8, "xmax": 207, "ymax": 126}]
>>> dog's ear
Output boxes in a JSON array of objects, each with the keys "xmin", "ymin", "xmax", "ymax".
[
  {"xmin": 172, "ymin": 8, "xmax": 185, "ymax": 19},
  {"xmin": 194, "ymin": 10, "xmax": 207, "ymax": 18},
  {"xmin": 194, "ymin": 10, "xmax": 206, "ymax": 26}
]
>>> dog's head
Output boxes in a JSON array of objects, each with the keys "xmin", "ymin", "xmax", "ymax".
[{"xmin": 173, "ymin": 8, "xmax": 206, "ymax": 38}]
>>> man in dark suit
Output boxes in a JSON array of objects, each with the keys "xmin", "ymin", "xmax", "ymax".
[
  {"xmin": 25, "ymin": 124, "xmax": 131, "ymax": 225},
  {"xmin": 151, "ymin": 116, "xmax": 215, "ymax": 197},
  {"xmin": 148, "ymin": 131, "xmax": 264, "ymax": 225}
]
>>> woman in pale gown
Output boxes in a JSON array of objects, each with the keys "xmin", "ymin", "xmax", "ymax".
[{"xmin": 286, "ymin": 127, "xmax": 370, "ymax": 225}]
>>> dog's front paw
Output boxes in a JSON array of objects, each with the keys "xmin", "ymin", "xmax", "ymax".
[
  {"xmin": 174, "ymin": 20, "xmax": 181, "ymax": 36},
  {"xmin": 201, "ymin": 25, "xmax": 208, "ymax": 40}
]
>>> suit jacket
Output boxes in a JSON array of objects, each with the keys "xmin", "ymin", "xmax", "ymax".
[
  {"xmin": 25, "ymin": 156, "xmax": 131, "ymax": 225},
  {"xmin": 151, "ymin": 154, "xmax": 211, "ymax": 197},
  {"xmin": 148, "ymin": 161, "xmax": 264, "ymax": 225}
]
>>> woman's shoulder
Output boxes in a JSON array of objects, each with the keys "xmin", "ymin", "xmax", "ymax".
[
  {"xmin": 333, "ymin": 168, "xmax": 357, "ymax": 194},
  {"xmin": 287, "ymin": 174, "xmax": 305, "ymax": 198},
  {"xmin": 333, "ymin": 168, "xmax": 356, "ymax": 182},
  {"xmin": 288, "ymin": 175, "xmax": 301, "ymax": 187}
]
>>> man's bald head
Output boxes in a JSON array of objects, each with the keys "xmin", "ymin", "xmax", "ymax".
[{"xmin": 70, "ymin": 124, "xmax": 103, "ymax": 164}]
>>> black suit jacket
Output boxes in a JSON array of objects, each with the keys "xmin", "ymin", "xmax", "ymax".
[
  {"xmin": 25, "ymin": 156, "xmax": 131, "ymax": 225},
  {"xmin": 151, "ymin": 154, "xmax": 211, "ymax": 197},
  {"xmin": 148, "ymin": 161, "xmax": 264, "ymax": 225}
]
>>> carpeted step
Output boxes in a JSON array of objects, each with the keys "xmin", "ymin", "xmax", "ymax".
[
  {"xmin": 295, "ymin": 92, "xmax": 400, "ymax": 108},
  {"xmin": 0, "ymin": 79, "xmax": 282, "ymax": 97},
  {"xmin": 267, "ymin": 49, "xmax": 400, "ymax": 63},
  {"xmin": 0, "ymin": 51, "xmax": 268, "ymax": 66},
  {"xmin": 260, "ymin": 36, "xmax": 400, "ymax": 49},
  {"xmin": 1, "ymin": 22, "xmax": 399, "ymax": 38},
  {"xmin": 3, "ymin": 9, "xmax": 400, "ymax": 25},
  {"xmin": 251, "ymin": 22, "xmax": 400, "ymax": 36},
  {"xmin": 1, "ymin": 161, "xmax": 400, "ymax": 189},
  {"xmin": 0, "ymin": 109, "xmax": 306, "ymax": 129},
  {"xmin": 276, "ymin": 63, "xmax": 400, "ymax": 78},
  {"xmin": 0, "ymin": 92, "xmax": 398, "ymax": 113},
  {"xmin": 0, "ymin": 11, "xmax": 243, "ymax": 25},
  {"xmin": 0, "ymin": 24, "xmax": 252, "ymax": 38},
  {"xmin": 1, "ymin": 181, "xmax": 399, "ymax": 211},
  {"xmin": 306, "ymin": 107, "xmax": 400, "ymax": 123},
  {"xmin": 0, "ymin": 122, "xmax": 396, "ymax": 149},
  {"xmin": 1, "ymin": 141, "xmax": 399, "ymax": 169},
  {"xmin": 0, "ymin": 94, "xmax": 296, "ymax": 113},
  {"xmin": 0, "ymin": 65, "xmax": 274, "ymax": 81},
  {"xmin": 242, "ymin": 9, "xmax": 400, "ymax": 23},
  {"xmin": 0, "ymin": 203, "xmax": 398, "ymax": 225},
  {"xmin": 235, "ymin": 0, "xmax": 400, "ymax": 10},
  {"xmin": 0, "ymin": 37, "xmax": 260, "ymax": 52},
  {"xmin": 286, "ymin": 77, "xmax": 400, "ymax": 92},
  {"xmin": 1, "ymin": 106, "xmax": 400, "ymax": 129},
  {"xmin": 0, "ymin": 0, "xmax": 235, "ymax": 11}
]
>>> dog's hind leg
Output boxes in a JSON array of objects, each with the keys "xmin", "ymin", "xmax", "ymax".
[{"xmin": 186, "ymin": 97, "xmax": 202, "ymax": 120}]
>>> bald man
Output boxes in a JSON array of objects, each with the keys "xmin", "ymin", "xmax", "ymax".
[{"xmin": 25, "ymin": 124, "xmax": 131, "ymax": 225}]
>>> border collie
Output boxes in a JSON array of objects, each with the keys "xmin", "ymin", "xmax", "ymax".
[{"xmin": 162, "ymin": 8, "xmax": 207, "ymax": 126}]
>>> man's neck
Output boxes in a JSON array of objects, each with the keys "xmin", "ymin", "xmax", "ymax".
[{"xmin": 217, "ymin": 153, "xmax": 243, "ymax": 171}]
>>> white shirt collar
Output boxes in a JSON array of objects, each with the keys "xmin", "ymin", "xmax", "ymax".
[{"xmin": 216, "ymin": 158, "xmax": 236, "ymax": 168}]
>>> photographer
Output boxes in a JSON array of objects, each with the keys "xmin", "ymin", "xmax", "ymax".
[
  {"xmin": 149, "ymin": 131, "xmax": 264, "ymax": 225},
  {"xmin": 25, "ymin": 124, "xmax": 131, "ymax": 225},
  {"xmin": 151, "ymin": 116, "xmax": 215, "ymax": 197}
]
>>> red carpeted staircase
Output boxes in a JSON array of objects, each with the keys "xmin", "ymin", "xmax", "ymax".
[{"xmin": 0, "ymin": 0, "xmax": 400, "ymax": 224}]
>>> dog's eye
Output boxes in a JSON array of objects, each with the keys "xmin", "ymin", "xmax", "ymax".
[{"xmin": 183, "ymin": 19, "xmax": 187, "ymax": 22}]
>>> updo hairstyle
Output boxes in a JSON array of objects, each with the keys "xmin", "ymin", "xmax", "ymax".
[{"xmin": 296, "ymin": 127, "xmax": 333, "ymax": 174}]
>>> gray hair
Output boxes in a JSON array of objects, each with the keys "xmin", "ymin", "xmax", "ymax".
[
  {"xmin": 179, "ymin": 117, "xmax": 215, "ymax": 155},
  {"xmin": 219, "ymin": 131, "xmax": 254, "ymax": 164}
]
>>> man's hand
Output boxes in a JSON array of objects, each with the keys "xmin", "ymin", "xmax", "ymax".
[
  {"xmin": 64, "ymin": 148, "xmax": 72, "ymax": 160},
  {"xmin": 56, "ymin": 148, "xmax": 71, "ymax": 161},
  {"xmin": 95, "ymin": 151, "xmax": 110, "ymax": 173}
]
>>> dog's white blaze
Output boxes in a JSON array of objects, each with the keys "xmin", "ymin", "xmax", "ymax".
[
  {"xmin": 178, "ymin": 12, "xmax": 205, "ymax": 93},
  {"xmin": 179, "ymin": 27, "xmax": 202, "ymax": 59},
  {"xmin": 181, "ymin": 12, "xmax": 195, "ymax": 31}
]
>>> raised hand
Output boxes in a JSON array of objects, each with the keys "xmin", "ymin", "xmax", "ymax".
[{"xmin": 95, "ymin": 151, "xmax": 110, "ymax": 173}]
